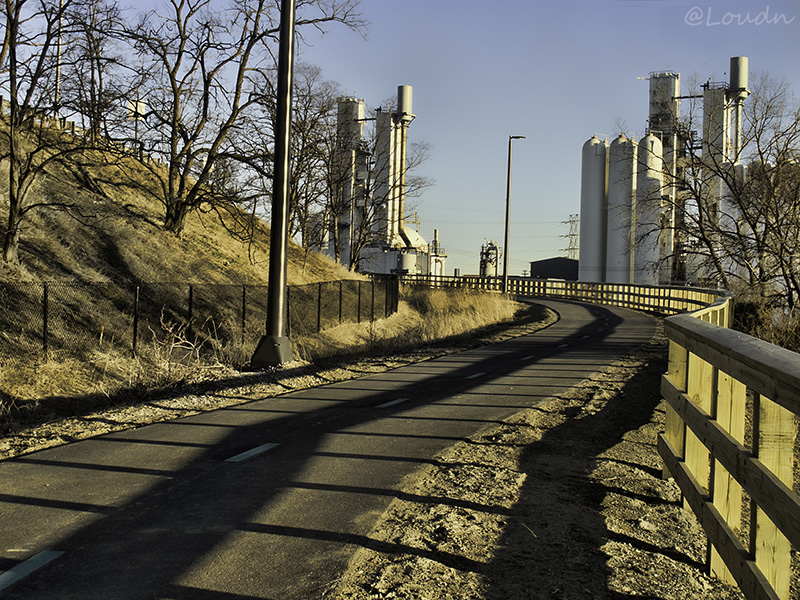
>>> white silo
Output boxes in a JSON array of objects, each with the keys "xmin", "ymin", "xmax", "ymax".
[
  {"xmin": 634, "ymin": 134, "xmax": 663, "ymax": 285},
  {"xmin": 606, "ymin": 134, "xmax": 637, "ymax": 283},
  {"xmin": 578, "ymin": 136, "xmax": 608, "ymax": 282}
]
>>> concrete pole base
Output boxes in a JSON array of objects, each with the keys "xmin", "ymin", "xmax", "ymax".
[{"xmin": 251, "ymin": 335, "xmax": 294, "ymax": 368}]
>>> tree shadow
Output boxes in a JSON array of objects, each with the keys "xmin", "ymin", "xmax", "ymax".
[{"xmin": 480, "ymin": 342, "xmax": 711, "ymax": 599}]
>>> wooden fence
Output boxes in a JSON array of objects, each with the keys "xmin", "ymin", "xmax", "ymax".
[
  {"xmin": 660, "ymin": 296, "xmax": 798, "ymax": 600},
  {"xmin": 403, "ymin": 274, "xmax": 798, "ymax": 600},
  {"xmin": 401, "ymin": 274, "xmax": 722, "ymax": 315}
]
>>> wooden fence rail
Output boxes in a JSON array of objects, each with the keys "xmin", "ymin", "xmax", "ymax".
[{"xmin": 402, "ymin": 274, "xmax": 798, "ymax": 600}]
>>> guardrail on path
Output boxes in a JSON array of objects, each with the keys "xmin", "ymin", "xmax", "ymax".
[{"xmin": 402, "ymin": 274, "xmax": 798, "ymax": 600}]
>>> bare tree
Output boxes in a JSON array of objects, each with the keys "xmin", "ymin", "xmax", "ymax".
[
  {"xmin": 0, "ymin": 0, "xmax": 82, "ymax": 264},
  {"xmin": 119, "ymin": 0, "xmax": 362, "ymax": 236},
  {"xmin": 59, "ymin": 0, "xmax": 129, "ymax": 144},
  {"xmin": 658, "ymin": 74, "xmax": 800, "ymax": 307}
]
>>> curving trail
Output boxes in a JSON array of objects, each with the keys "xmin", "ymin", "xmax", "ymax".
[{"xmin": 0, "ymin": 299, "xmax": 656, "ymax": 599}]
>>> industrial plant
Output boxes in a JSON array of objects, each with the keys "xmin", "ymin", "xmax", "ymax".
[
  {"xmin": 316, "ymin": 85, "xmax": 447, "ymax": 276},
  {"xmin": 579, "ymin": 56, "xmax": 751, "ymax": 286}
]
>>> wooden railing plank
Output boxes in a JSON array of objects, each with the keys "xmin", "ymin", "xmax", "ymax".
[
  {"xmin": 661, "ymin": 377, "xmax": 800, "ymax": 550},
  {"xmin": 665, "ymin": 317, "xmax": 800, "ymax": 416},
  {"xmin": 658, "ymin": 436, "xmax": 782, "ymax": 600}
]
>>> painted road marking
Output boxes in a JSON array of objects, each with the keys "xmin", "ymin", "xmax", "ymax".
[
  {"xmin": 0, "ymin": 550, "xmax": 64, "ymax": 591},
  {"xmin": 582, "ymin": 335, "xmax": 591, "ymax": 339},
  {"xmin": 558, "ymin": 344, "xmax": 570, "ymax": 348},
  {"xmin": 465, "ymin": 372, "xmax": 486, "ymax": 380},
  {"xmin": 225, "ymin": 443, "xmax": 280, "ymax": 463},
  {"xmin": 520, "ymin": 355, "xmax": 536, "ymax": 361},
  {"xmin": 377, "ymin": 397, "xmax": 410, "ymax": 409}
]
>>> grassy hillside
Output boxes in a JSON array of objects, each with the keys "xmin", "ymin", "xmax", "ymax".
[
  {"xmin": 0, "ymin": 129, "xmax": 357, "ymax": 409},
  {"xmin": 0, "ymin": 126, "xmax": 530, "ymax": 434},
  {"xmin": 0, "ymin": 149, "xmax": 352, "ymax": 286}
]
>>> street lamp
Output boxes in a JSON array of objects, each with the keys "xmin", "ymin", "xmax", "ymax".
[
  {"xmin": 502, "ymin": 135, "xmax": 526, "ymax": 294},
  {"xmin": 251, "ymin": 0, "xmax": 296, "ymax": 367}
]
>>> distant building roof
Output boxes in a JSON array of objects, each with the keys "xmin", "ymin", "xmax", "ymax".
[{"xmin": 529, "ymin": 257, "xmax": 578, "ymax": 281}]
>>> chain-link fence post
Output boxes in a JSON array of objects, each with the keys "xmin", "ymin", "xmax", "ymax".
[
  {"xmin": 357, "ymin": 281, "xmax": 362, "ymax": 323},
  {"xmin": 338, "ymin": 280, "xmax": 343, "ymax": 325},
  {"xmin": 285, "ymin": 286, "xmax": 291, "ymax": 337},
  {"xmin": 317, "ymin": 282, "xmax": 323, "ymax": 333},
  {"xmin": 241, "ymin": 285, "xmax": 247, "ymax": 347},
  {"xmin": 187, "ymin": 284, "xmax": 194, "ymax": 341},
  {"xmin": 132, "ymin": 285, "xmax": 140, "ymax": 356},
  {"xmin": 42, "ymin": 283, "xmax": 49, "ymax": 362},
  {"xmin": 370, "ymin": 280, "xmax": 375, "ymax": 323}
]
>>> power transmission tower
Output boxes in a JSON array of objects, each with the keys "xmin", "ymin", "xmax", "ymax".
[{"xmin": 560, "ymin": 214, "xmax": 579, "ymax": 260}]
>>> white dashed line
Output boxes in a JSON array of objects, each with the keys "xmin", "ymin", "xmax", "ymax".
[
  {"xmin": 558, "ymin": 344, "xmax": 570, "ymax": 348},
  {"xmin": 376, "ymin": 397, "xmax": 410, "ymax": 409},
  {"xmin": 520, "ymin": 355, "xmax": 536, "ymax": 361},
  {"xmin": 0, "ymin": 551, "xmax": 64, "ymax": 591},
  {"xmin": 225, "ymin": 442, "xmax": 280, "ymax": 463},
  {"xmin": 465, "ymin": 372, "xmax": 486, "ymax": 380}
]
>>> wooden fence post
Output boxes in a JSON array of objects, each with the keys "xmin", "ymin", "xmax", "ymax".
[
  {"xmin": 752, "ymin": 395, "xmax": 794, "ymax": 598},
  {"xmin": 663, "ymin": 338, "xmax": 688, "ymax": 479},
  {"xmin": 709, "ymin": 369, "xmax": 747, "ymax": 584},
  {"xmin": 684, "ymin": 350, "xmax": 715, "ymax": 507}
]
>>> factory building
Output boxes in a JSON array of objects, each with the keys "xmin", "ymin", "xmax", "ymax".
[
  {"xmin": 318, "ymin": 85, "xmax": 446, "ymax": 276},
  {"xmin": 579, "ymin": 57, "xmax": 749, "ymax": 286}
]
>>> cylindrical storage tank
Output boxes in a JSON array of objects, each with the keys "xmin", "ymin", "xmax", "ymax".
[
  {"xmin": 605, "ymin": 134, "xmax": 637, "ymax": 284},
  {"xmin": 400, "ymin": 251, "xmax": 417, "ymax": 273},
  {"xmin": 397, "ymin": 85, "xmax": 413, "ymax": 116},
  {"xmin": 578, "ymin": 136, "xmax": 608, "ymax": 282},
  {"xmin": 729, "ymin": 56, "xmax": 749, "ymax": 99},
  {"xmin": 634, "ymin": 134, "xmax": 663, "ymax": 285}
]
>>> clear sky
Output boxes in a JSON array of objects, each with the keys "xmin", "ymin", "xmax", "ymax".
[{"xmin": 298, "ymin": 0, "xmax": 800, "ymax": 276}]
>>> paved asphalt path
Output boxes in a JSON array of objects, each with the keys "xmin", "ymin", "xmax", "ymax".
[{"xmin": 0, "ymin": 299, "xmax": 656, "ymax": 599}]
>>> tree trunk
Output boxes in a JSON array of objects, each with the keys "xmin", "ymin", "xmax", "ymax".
[
  {"xmin": 3, "ymin": 229, "xmax": 20, "ymax": 264},
  {"xmin": 164, "ymin": 201, "xmax": 189, "ymax": 234}
]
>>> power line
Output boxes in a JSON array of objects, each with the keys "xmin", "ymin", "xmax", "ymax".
[{"xmin": 560, "ymin": 214, "xmax": 579, "ymax": 260}]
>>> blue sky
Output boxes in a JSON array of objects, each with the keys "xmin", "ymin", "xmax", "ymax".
[{"xmin": 298, "ymin": 0, "xmax": 800, "ymax": 275}]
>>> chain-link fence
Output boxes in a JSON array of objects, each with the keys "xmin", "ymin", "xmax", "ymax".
[{"xmin": 0, "ymin": 277, "xmax": 399, "ymax": 366}]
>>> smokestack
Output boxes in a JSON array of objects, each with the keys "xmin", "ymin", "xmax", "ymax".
[
  {"xmin": 729, "ymin": 56, "xmax": 749, "ymax": 160},
  {"xmin": 397, "ymin": 85, "xmax": 413, "ymax": 118},
  {"xmin": 729, "ymin": 57, "xmax": 749, "ymax": 100}
]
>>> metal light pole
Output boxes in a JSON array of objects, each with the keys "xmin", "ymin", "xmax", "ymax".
[
  {"xmin": 502, "ymin": 135, "xmax": 525, "ymax": 294},
  {"xmin": 251, "ymin": 0, "xmax": 296, "ymax": 367}
]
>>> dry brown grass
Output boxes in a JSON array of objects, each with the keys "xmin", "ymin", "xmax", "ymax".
[
  {"xmin": 0, "ymin": 287, "xmax": 528, "ymax": 433},
  {"xmin": 733, "ymin": 297, "xmax": 800, "ymax": 353},
  {"xmin": 294, "ymin": 287, "xmax": 521, "ymax": 363},
  {"xmin": 0, "ymin": 122, "xmax": 355, "ymax": 286}
]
